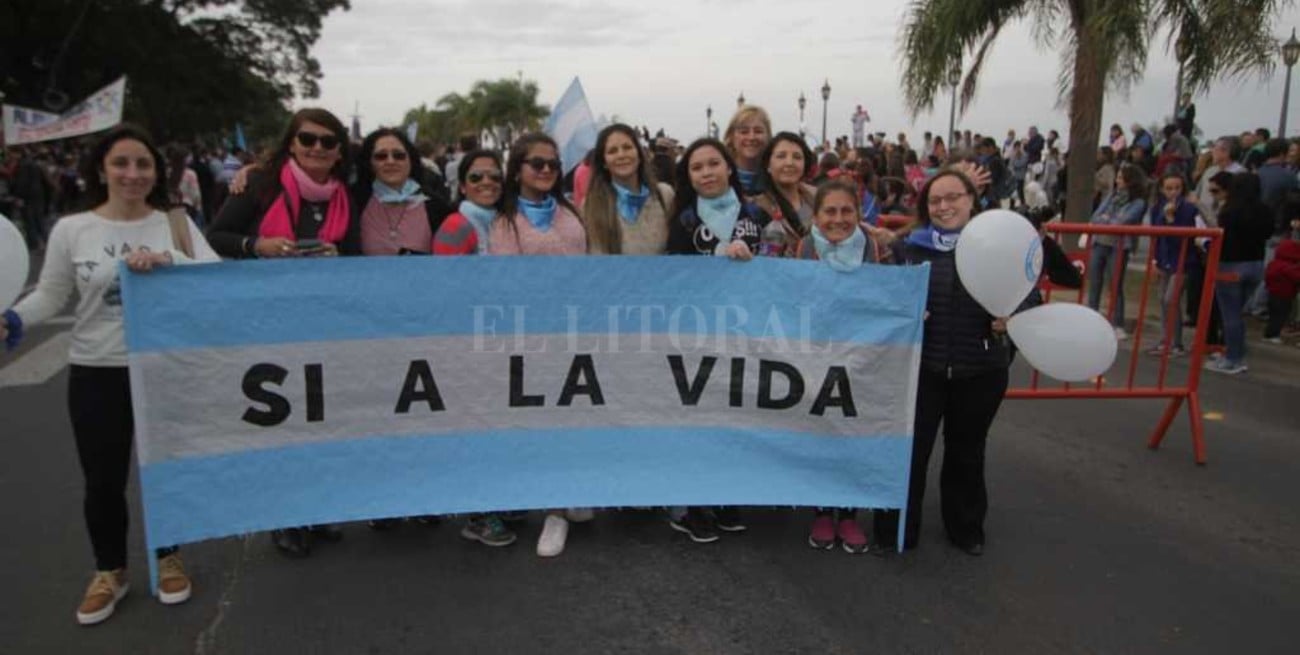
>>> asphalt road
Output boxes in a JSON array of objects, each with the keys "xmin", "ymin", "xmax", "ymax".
[{"xmin": 1, "ymin": 320, "xmax": 1297, "ymax": 654}]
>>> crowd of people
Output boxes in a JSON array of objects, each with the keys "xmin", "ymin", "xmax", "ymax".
[{"xmin": 2, "ymin": 97, "xmax": 1299, "ymax": 627}]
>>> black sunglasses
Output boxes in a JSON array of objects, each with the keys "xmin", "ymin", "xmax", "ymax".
[
  {"xmin": 467, "ymin": 170, "xmax": 503, "ymax": 184},
  {"xmin": 523, "ymin": 158, "xmax": 561, "ymax": 172},
  {"xmin": 372, "ymin": 149, "xmax": 408, "ymax": 162},
  {"xmin": 296, "ymin": 131, "xmax": 340, "ymax": 150}
]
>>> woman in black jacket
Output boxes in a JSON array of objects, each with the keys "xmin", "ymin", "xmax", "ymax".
[
  {"xmin": 873, "ymin": 168, "xmax": 1015, "ymax": 556},
  {"xmin": 353, "ymin": 127, "xmax": 453, "ymax": 255}
]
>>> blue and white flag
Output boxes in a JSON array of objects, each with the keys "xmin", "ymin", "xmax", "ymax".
[
  {"xmin": 232, "ymin": 122, "xmax": 247, "ymax": 152},
  {"xmin": 542, "ymin": 77, "xmax": 599, "ymax": 175},
  {"xmin": 405, "ymin": 122, "xmax": 418, "ymax": 143},
  {"xmin": 121, "ymin": 257, "xmax": 927, "ymax": 584}
]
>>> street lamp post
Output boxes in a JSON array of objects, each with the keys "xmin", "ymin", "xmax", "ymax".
[
  {"xmin": 1173, "ymin": 34, "xmax": 1191, "ymax": 130},
  {"xmin": 1281, "ymin": 29, "xmax": 1300, "ymax": 137},
  {"xmin": 947, "ymin": 62, "xmax": 961, "ymax": 149},
  {"xmin": 798, "ymin": 92, "xmax": 807, "ymax": 140},
  {"xmin": 820, "ymin": 79, "xmax": 831, "ymax": 147},
  {"xmin": 737, "ymin": 92, "xmax": 745, "ymax": 108},
  {"xmin": 706, "ymin": 104, "xmax": 713, "ymax": 138}
]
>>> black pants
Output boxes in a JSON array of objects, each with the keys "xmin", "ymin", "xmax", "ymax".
[
  {"xmin": 874, "ymin": 366, "xmax": 1009, "ymax": 549},
  {"xmin": 1266, "ymin": 294, "xmax": 1295, "ymax": 338},
  {"xmin": 68, "ymin": 365, "xmax": 175, "ymax": 571}
]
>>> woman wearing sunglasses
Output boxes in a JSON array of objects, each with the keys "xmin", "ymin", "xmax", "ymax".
[
  {"xmin": 580, "ymin": 123, "xmax": 674, "ymax": 255},
  {"xmin": 354, "ymin": 127, "xmax": 453, "ymax": 256},
  {"xmin": 205, "ymin": 108, "xmax": 355, "ymax": 558},
  {"xmin": 207, "ymin": 107, "xmax": 358, "ymax": 259},
  {"xmin": 432, "ymin": 150, "xmax": 506, "ymax": 255},
  {"xmin": 488, "ymin": 134, "xmax": 588, "ymax": 558}
]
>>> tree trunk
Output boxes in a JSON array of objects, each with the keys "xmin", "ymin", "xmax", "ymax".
[{"xmin": 1064, "ymin": 20, "xmax": 1106, "ymax": 224}]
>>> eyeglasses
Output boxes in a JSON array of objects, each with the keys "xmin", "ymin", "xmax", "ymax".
[
  {"xmin": 523, "ymin": 158, "xmax": 562, "ymax": 172},
  {"xmin": 295, "ymin": 131, "xmax": 340, "ymax": 150},
  {"xmin": 467, "ymin": 170, "xmax": 503, "ymax": 184},
  {"xmin": 928, "ymin": 192, "xmax": 969, "ymax": 207},
  {"xmin": 372, "ymin": 149, "xmax": 408, "ymax": 162}
]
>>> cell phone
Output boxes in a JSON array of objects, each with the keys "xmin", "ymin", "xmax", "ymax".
[{"xmin": 295, "ymin": 239, "xmax": 323, "ymax": 251}]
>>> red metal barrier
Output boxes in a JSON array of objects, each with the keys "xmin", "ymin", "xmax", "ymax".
[{"xmin": 1008, "ymin": 222, "xmax": 1225, "ymax": 465}]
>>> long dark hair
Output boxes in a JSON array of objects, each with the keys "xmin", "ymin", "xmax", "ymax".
[
  {"xmin": 756, "ymin": 131, "xmax": 814, "ymax": 236},
  {"xmin": 80, "ymin": 123, "xmax": 170, "ymax": 210},
  {"xmin": 500, "ymin": 133, "xmax": 580, "ymax": 226},
  {"xmin": 257, "ymin": 107, "xmax": 350, "ymax": 205},
  {"xmin": 583, "ymin": 123, "xmax": 667, "ymax": 254},
  {"xmin": 354, "ymin": 127, "xmax": 429, "ymax": 206},
  {"xmin": 456, "ymin": 149, "xmax": 505, "ymax": 211},
  {"xmin": 1221, "ymin": 171, "xmax": 1266, "ymax": 217},
  {"xmin": 670, "ymin": 138, "xmax": 743, "ymax": 220}
]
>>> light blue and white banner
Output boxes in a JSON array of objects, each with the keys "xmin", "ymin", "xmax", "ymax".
[{"xmin": 121, "ymin": 257, "xmax": 927, "ymax": 554}]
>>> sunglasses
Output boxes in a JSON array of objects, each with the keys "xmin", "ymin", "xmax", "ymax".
[
  {"xmin": 467, "ymin": 170, "xmax": 503, "ymax": 184},
  {"xmin": 296, "ymin": 131, "xmax": 340, "ymax": 150},
  {"xmin": 372, "ymin": 149, "xmax": 408, "ymax": 162},
  {"xmin": 523, "ymin": 158, "xmax": 561, "ymax": 172}
]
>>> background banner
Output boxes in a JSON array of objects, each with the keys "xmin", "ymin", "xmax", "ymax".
[
  {"xmin": 121, "ymin": 256, "xmax": 927, "ymax": 555},
  {"xmin": 2, "ymin": 77, "xmax": 125, "ymax": 145}
]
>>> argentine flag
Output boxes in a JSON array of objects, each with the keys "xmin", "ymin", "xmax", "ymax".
[{"xmin": 543, "ymin": 77, "xmax": 599, "ymax": 175}]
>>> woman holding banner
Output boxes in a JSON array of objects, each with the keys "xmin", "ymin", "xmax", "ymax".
[
  {"xmin": 205, "ymin": 108, "xmax": 356, "ymax": 558},
  {"xmin": 750, "ymin": 132, "xmax": 816, "ymax": 257},
  {"xmin": 432, "ymin": 150, "xmax": 506, "ymax": 255},
  {"xmin": 871, "ymin": 167, "xmax": 1012, "ymax": 556},
  {"xmin": 665, "ymin": 137, "xmax": 765, "ymax": 542},
  {"xmin": 488, "ymin": 133, "xmax": 589, "ymax": 558},
  {"xmin": 353, "ymin": 127, "xmax": 453, "ymax": 256},
  {"xmin": 724, "ymin": 106, "xmax": 772, "ymax": 196},
  {"xmin": 1, "ymin": 124, "xmax": 219, "ymax": 624},
  {"xmin": 428, "ymin": 149, "xmax": 521, "ymax": 548},
  {"xmin": 790, "ymin": 179, "xmax": 888, "ymax": 554},
  {"xmin": 580, "ymin": 123, "xmax": 674, "ymax": 255}
]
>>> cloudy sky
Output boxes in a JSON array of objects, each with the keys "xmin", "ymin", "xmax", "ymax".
[{"xmin": 305, "ymin": 0, "xmax": 1300, "ymax": 147}]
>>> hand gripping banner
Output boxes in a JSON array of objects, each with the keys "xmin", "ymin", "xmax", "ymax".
[{"xmin": 121, "ymin": 256, "xmax": 927, "ymax": 576}]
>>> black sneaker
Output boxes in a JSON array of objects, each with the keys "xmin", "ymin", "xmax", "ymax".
[
  {"xmin": 713, "ymin": 506, "xmax": 747, "ymax": 532},
  {"xmin": 668, "ymin": 509, "xmax": 720, "ymax": 543}
]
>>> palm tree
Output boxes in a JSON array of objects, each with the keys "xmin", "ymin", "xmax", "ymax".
[{"xmin": 898, "ymin": 0, "xmax": 1288, "ymax": 221}]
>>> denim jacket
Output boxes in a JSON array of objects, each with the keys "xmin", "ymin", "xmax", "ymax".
[{"xmin": 1091, "ymin": 193, "xmax": 1146, "ymax": 250}]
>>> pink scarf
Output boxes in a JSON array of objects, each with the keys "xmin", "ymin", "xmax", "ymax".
[{"xmin": 258, "ymin": 159, "xmax": 350, "ymax": 243}]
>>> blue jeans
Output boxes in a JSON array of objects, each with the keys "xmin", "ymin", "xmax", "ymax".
[
  {"xmin": 1214, "ymin": 260, "xmax": 1264, "ymax": 364},
  {"xmin": 1088, "ymin": 244, "xmax": 1130, "ymax": 327}
]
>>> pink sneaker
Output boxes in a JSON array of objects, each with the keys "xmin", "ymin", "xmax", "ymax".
[
  {"xmin": 837, "ymin": 518, "xmax": 868, "ymax": 554},
  {"xmin": 808, "ymin": 513, "xmax": 835, "ymax": 550}
]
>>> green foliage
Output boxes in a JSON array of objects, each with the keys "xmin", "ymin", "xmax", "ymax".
[
  {"xmin": 401, "ymin": 78, "xmax": 551, "ymax": 146},
  {"xmin": 0, "ymin": 0, "xmax": 349, "ymax": 144}
]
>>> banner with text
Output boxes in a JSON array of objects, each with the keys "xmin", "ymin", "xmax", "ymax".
[
  {"xmin": 122, "ymin": 257, "xmax": 927, "ymax": 549},
  {"xmin": 2, "ymin": 77, "xmax": 125, "ymax": 145}
]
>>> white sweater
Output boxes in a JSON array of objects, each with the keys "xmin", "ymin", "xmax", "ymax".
[{"xmin": 12, "ymin": 210, "xmax": 220, "ymax": 367}]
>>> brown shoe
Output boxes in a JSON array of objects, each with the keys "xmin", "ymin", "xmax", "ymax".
[
  {"xmin": 157, "ymin": 553, "xmax": 192, "ymax": 605},
  {"xmin": 76, "ymin": 569, "xmax": 129, "ymax": 626}
]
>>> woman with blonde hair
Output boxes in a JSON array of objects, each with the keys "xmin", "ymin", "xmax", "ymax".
[{"xmin": 723, "ymin": 105, "xmax": 772, "ymax": 196}]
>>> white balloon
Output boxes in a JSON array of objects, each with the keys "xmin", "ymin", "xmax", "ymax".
[
  {"xmin": 955, "ymin": 209, "xmax": 1043, "ymax": 317},
  {"xmin": 1007, "ymin": 303, "xmax": 1118, "ymax": 382},
  {"xmin": 0, "ymin": 214, "xmax": 29, "ymax": 311}
]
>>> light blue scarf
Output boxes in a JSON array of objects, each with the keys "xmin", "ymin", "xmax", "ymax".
[
  {"xmin": 373, "ymin": 179, "xmax": 426, "ymax": 204},
  {"xmin": 696, "ymin": 189, "xmax": 741, "ymax": 242},
  {"xmin": 614, "ymin": 182, "xmax": 650, "ymax": 223},
  {"xmin": 519, "ymin": 195, "xmax": 557, "ymax": 231},
  {"xmin": 906, "ymin": 225, "xmax": 962, "ymax": 252},
  {"xmin": 811, "ymin": 225, "xmax": 867, "ymax": 272},
  {"xmin": 459, "ymin": 200, "xmax": 497, "ymax": 252}
]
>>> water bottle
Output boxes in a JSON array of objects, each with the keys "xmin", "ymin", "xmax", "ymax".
[{"xmin": 760, "ymin": 217, "xmax": 787, "ymax": 257}]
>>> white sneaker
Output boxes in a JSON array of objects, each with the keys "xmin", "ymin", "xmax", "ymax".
[
  {"xmin": 564, "ymin": 507, "xmax": 594, "ymax": 523},
  {"xmin": 537, "ymin": 514, "xmax": 569, "ymax": 557},
  {"xmin": 1114, "ymin": 327, "xmax": 1128, "ymax": 341}
]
